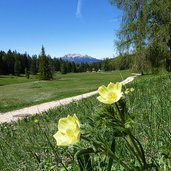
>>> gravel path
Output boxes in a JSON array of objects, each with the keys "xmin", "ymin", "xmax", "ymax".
[{"xmin": 0, "ymin": 74, "xmax": 140, "ymax": 124}]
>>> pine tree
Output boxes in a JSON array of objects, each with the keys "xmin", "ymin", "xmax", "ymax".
[
  {"xmin": 38, "ymin": 46, "xmax": 53, "ymax": 80},
  {"xmin": 14, "ymin": 57, "xmax": 21, "ymax": 76},
  {"xmin": 30, "ymin": 55, "xmax": 38, "ymax": 75},
  {"xmin": 53, "ymin": 58, "xmax": 61, "ymax": 71},
  {"xmin": 60, "ymin": 61, "xmax": 67, "ymax": 74},
  {"xmin": 71, "ymin": 62, "xmax": 77, "ymax": 72},
  {"xmin": 0, "ymin": 52, "xmax": 4, "ymax": 75},
  {"xmin": 25, "ymin": 68, "xmax": 30, "ymax": 79}
]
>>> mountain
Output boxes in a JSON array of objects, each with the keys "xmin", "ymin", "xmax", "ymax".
[{"xmin": 61, "ymin": 54, "xmax": 102, "ymax": 64}]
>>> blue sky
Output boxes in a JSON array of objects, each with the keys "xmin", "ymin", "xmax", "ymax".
[{"xmin": 0, "ymin": 0, "xmax": 122, "ymax": 59}]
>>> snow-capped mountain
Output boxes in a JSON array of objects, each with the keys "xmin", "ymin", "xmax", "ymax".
[{"xmin": 61, "ymin": 54, "xmax": 102, "ymax": 64}]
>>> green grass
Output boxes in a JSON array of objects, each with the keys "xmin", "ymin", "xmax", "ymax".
[
  {"xmin": 0, "ymin": 75, "xmax": 38, "ymax": 86},
  {"xmin": 0, "ymin": 73, "xmax": 171, "ymax": 170},
  {"xmin": 0, "ymin": 71, "xmax": 131, "ymax": 113},
  {"xmin": 128, "ymin": 73, "xmax": 171, "ymax": 157}
]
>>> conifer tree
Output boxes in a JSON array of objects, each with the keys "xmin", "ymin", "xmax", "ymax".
[
  {"xmin": 14, "ymin": 57, "xmax": 21, "ymax": 76},
  {"xmin": 71, "ymin": 62, "xmax": 77, "ymax": 72},
  {"xmin": 38, "ymin": 46, "xmax": 53, "ymax": 80},
  {"xmin": 30, "ymin": 55, "xmax": 38, "ymax": 75},
  {"xmin": 60, "ymin": 61, "xmax": 67, "ymax": 74},
  {"xmin": 25, "ymin": 68, "xmax": 30, "ymax": 79}
]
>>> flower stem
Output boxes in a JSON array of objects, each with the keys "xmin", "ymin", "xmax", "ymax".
[
  {"xmin": 124, "ymin": 137, "xmax": 143, "ymax": 166},
  {"xmin": 126, "ymin": 130, "xmax": 146, "ymax": 166},
  {"xmin": 115, "ymin": 103, "xmax": 125, "ymax": 123},
  {"xmin": 107, "ymin": 149, "xmax": 131, "ymax": 171}
]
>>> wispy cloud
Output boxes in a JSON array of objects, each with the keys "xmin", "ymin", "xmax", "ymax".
[
  {"xmin": 109, "ymin": 16, "xmax": 122, "ymax": 23},
  {"xmin": 76, "ymin": 0, "xmax": 82, "ymax": 18}
]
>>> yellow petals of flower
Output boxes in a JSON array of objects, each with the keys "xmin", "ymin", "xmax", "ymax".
[
  {"xmin": 130, "ymin": 88, "xmax": 134, "ymax": 92},
  {"xmin": 53, "ymin": 114, "xmax": 80, "ymax": 146},
  {"xmin": 97, "ymin": 82, "xmax": 123, "ymax": 104},
  {"xmin": 34, "ymin": 119, "xmax": 39, "ymax": 123},
  {"xmin": 125, "ymin": 88, "xmax": 135, "ymax": 94}
]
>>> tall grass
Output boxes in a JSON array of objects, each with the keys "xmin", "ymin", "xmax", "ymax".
[
  {"xmin": 128, "ymin": 74, "xmax": 171, "ymax": 160},
  {"xmin": 0, "ymin": 97, "xmax": 99, "ymax": 170},
  {"xmin": 0, "ymin": 73, "xmax": 171, "ymax": 170}
]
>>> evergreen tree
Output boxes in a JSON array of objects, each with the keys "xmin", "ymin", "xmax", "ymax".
[
  {"xmin": 6, "ymin": 50, "xmax": 15, "ymax": 74},
  {"xmin": 53, "ymin": 58, "xmax": 61, "ymax": 71},
  {"xmin": 60, "ymin": 61, "xmax": 67, "ymax": 74},
  {"xmin": 66, "ymin": 61, "xmax": 72, "ymax": 73},
  {"xmin": 25, "ymin": 68, "xmax": 30, "ymax": 79},
  {"xmin": 14, "ymin": 57, "xmax": 21, "ymax": 76},
  {"xmin": 38, "ymin": 46, "xmax": 53, "ymax": 80},
  {"xmin": 71, "ymin": 62, "xmax": 77, "ymax": 72},
  {"xmin": 47, "ymin": 55, "xmax": 55, "ymax": 77},
  {"xmin": 30, "ymin": 55, "xmax": 38, "ymax": 75},
  {"xmin": 102, "ymin": 58, "xmax": 112, "ymax": 71},
  {"xmin": 0, "ymin": 51, "xmax": 5, "ymax": 75},
  {"xmin": 20, "ymin": 52, "xmax": 29, "ymax": 74}
]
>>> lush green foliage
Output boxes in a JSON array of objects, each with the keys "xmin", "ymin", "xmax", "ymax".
[
  {"xmin": 111, "ymin": 0, "xmax": 171, "ymax": 73},
  {"xmin": 102, "ymin": 54, "xmax": 134, "ymax": 71},
  {"xmin": 0, "ymin": 73, "xmax": 171, "ymax": 170},
  {"xmin": 0, "ymin": 71, "xmax": 130, "ymax": 112}
]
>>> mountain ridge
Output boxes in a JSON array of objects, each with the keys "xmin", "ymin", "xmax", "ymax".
[{"xmin": 61, "ymin": 53, "xmax": 102, "ymax": 64}]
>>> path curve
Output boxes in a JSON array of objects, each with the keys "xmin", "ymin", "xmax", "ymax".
[{"xmin": 0, "ymin": 74, "xmax": 140, "ymax": 124}]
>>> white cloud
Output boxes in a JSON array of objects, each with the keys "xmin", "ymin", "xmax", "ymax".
[
  {"xmin": 109, "ymin": 16, "xmax": 122, "ymax": 23},
  {"xmin": 76, "ymin": 0, "xmax": 82, "ymax": 18}
]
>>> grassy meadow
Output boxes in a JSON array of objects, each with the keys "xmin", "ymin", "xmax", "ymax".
[
  {"xmin": 0, "ymin": 73, "xmax": 171, "ymax": 170},
  {"xmin": 0, "ymin": 71, "xmax": 131, "ymax": 113}
]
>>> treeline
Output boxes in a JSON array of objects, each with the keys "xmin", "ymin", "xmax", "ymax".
[
  {"xmin": 102, "ymin": 46, "xmax": 171, "ymax": 73},
  {"xmin": 0, "ymin": 48, "xmax": 102, "ymax": 78},
  {"xmin": 101, "ymin": 54, "xmax": 134, "ymax": 71}
]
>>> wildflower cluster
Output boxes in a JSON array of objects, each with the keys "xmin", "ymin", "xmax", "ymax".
[{"xmin": 53, "ymin": 82, "xmax": 156, "ymax": 170}]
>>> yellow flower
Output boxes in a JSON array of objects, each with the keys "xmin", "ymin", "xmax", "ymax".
[
  {"xmin": 34, "ymin": 119, "xmax": 39, "ymax": 123},
  {"xmin": 130, "ymin": 88, "xmax": 134, "ymax": 92},
  {"xmin": 53, "ymin": 114, "xmax": 80, "ymax": 146},
  {"xmin": 97, "ymin": 82, "xmax": 123, "ymax": 104},
  {"xmin": 125, "ymin": 89, "xmax": 129, "ymax": 95},
  {"xmin": 125, "ymin": 88, "xmax": 134, "ymax": 94}
]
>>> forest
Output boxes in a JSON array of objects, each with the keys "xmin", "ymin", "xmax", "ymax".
[{"xmin": 0, "ymin": 47, "xmax": 102, "ymax": 79}]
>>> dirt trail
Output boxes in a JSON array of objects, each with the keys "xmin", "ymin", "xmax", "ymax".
[{"xmin": 0, "ymin": 74, "xmax": 140, "ymax": 124}]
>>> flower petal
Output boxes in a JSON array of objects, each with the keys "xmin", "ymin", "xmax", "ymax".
[
  {"xmin": 53, "ymin": 131, "xmax": 69, "ymax": 146},
  {"xmin": 97, "ymin": 96, "xmax": 114, "ymax": 104},
  {"xmin": 73, "ymin": 114, "xmax": 80, "ymax": 128},
  {"xmin": 66, "ymin": 129, "xmax": 80, "ymax": 144},
  {"xmin": 98, "ymin": 85, "xmax": 108, "ymax": 98},
  {"xmin": 107, "ymin": 82, "xmax": 122, "ymax": 92},
  {"xmin": 107, "ymin": 82, "xmax": 115, "ymax": 90},
  {"xmin": 114, "ymin": 91, "xmax": 123, "ymax": 102},
  {"xmin": 114, "ymin": 82, "xmax": 122, "ymax": 92},
  {"xmin": 58, "ymin": 116, "xmax": 75, "ymax": 133}
]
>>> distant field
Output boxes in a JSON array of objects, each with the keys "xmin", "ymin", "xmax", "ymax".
[
  {"xmin": 0, "ymin": 75, "xmax": 38, "ymax": 86},
  {"xmin": 0, "ymin": 71, "xmax": 131, "ymax": 112}
]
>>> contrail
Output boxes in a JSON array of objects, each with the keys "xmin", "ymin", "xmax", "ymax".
[{"xmin": 76, "ymin": 0, "xmax": 82, "ymax": 18}]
